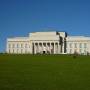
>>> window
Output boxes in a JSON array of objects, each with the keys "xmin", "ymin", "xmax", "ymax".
[
  {"xmin": 84, "ymin": 43, "xmax": 87, "ymax": 48},
  {"xmin": 79, "ymin": 43, "xmax": 82, "ymax": 48},
  {"xmin": 74, "ymin": 43, "xmax": 77, "ymax": 48},
  {"xmin": 21, "ymin": 49, "xmax": 23, "ymax": 53},
  {"xmin": 17, "ymin": 44, "xmax": 19, "ymax": 48},
  {"xmin": 8, "ymin": 44, "xmax": 11, "ymax": 48},
  {"xmin": 84, "ymin": 49, "xmax": 86, "ymax": 53},
  {"xmin": 70, "ymin": 43, "xmax": 72, "ymax": 48},
  {"xmin": 29, "ymin": 45, "xmax": 30, "ymax": 48},
  {"xmin": 13, "ymin": 49, "xmax": 14, "ymax": 53},
  {"xmin": 12, "ymin": 44, "xmax": 15, "ymax": 48},
  {"xmin": 25, "ymin": 49, "xmax": 27, "ymax": 53},
  {"xmin": 79, "ymin": 49, "xmax": 82, "ymax": 53},
  {"xmin": 9, "ymin": 49, "xmax": 10, "ymax": 53},
  {"xmin": 16, "ymin": 49, "xmax": 18, "ymax": 53},
  {"xmin": 25, "ymin": 44, "xmax": 27, "ymax": 48},
  {"xmin": 21, "ymin": 44, "xmax": 23, "ymax": 48},
  {"xmin": 70, "ymin": 49, "xmax": 72, "ymax": 53}
]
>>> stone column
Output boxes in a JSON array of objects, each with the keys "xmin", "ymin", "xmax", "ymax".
[
  {"xmin": 56, "ymin": 43, "xmax": 58, "ymax": 54},
  {"xmin": 34, "ymin": 43, "xmax": 36, "ymax": 54},
  {"xmin": 41, "ymin": 42, "xmax": 43, "ymax": 54},
  {"xmin": 62, "ymin": 38, "xmax": 64, "ymax": 54},
  {"xmin": 42, "ymin": 42, "xmax": 44, "ymax": 53},
  {"xmin": 46, "ymin": 42, "xmax": 47, "ymax": 54},
  {"xmin": 54, "ymin": 42, "xmax": 55, "ymax": 54},
  {"xmin": 37, "ymin": 43, "xmax": 39, "ymax": 53},
  {"xmin": 33, "ymin": 42, "xmax": 35, "ymax": 54},
  {"xmin": 50, "ymin": 42, "xmax": 51, "ymax": 54},
  {"xmin": 59, "ymin": 44, "xmax": 61, "ymax": 54},
  {"xmin": 58, "ymin": 42, "xmax": 60, "ymax": 54},
  {"xmin": 57, "ymin": 43, "xmax": 58, "ymax": 54}
]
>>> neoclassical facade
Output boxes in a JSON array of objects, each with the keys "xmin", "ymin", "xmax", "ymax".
[{"xmin": 6, "ymin": 31, "xmax": 90, "ymax": 54}]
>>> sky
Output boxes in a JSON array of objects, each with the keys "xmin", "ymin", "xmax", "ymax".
[{"xmin": 0, "ymin": 0, "xmax": 90, "ymax": 52}]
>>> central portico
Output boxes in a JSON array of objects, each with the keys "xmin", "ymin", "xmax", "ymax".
[{"xmin": 29, "ymin": 31, "xmax": 67, "ymax": 54}]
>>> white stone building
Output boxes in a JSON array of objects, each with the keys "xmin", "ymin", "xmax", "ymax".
[{"xmin": 6, "ymin": 31, "xmax": 90, "ymax": 54}]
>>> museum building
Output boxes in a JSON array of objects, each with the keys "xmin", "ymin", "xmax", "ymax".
[{"xmin": 6, "ymin": 31, "xmax": 90, "ymax": 54}]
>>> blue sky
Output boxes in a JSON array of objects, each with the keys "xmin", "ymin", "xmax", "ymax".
[{"xmin": 0, "ymin": 0, "xmax": 90, "ymax": 52}]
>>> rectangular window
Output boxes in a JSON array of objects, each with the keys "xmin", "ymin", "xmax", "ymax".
[
  {"xmin": 8, "ymin": 44, "xmax": 11, "ymax": 48},
  {"xmin": 70, "ymin": 49, "xmax": 72, "ymax": 53},
  {"xmin": 21, "ymin": 49, "xmax": 23, "ymax": 53},
  {"xmin": 17, "ymin": 44, "xmax": 19, "ymax": 48},
  {"xmin": 70, "ymin": 43, "xmax": 72, "ymax": 48},
  {"xmin": 79, "ymin": 49, "xmax": 82, "ymax": 53},
  {"xmin": 79, "ymin": 43, "xmax": 82, "ymax": 48},
  {"xmin": 9, "ymin": 49, "xmax": 10, "ymax": 53},
  {"xmin": 25, "ymin": 49, "xmax": 27, "ymax": 53},
  {"xmin": 21, "ymin": 44, "xmax": 23, "ymax": 48},
  {"xmin": 84, "ymin": 49, "xmax": 86, "ymax": 53},
  {"xmin": 25, "ymin": 44, "xmax": 27, "ymax": 48},
  {"xmin": 17, "ymin": 49, "xmax": 19, "ymax": 53},
  {"xmin": 13, "ymin": 49, "xmax": 14, "ymax": 53},
  {"xmin": 84, "ymin": 43, "xmax": 87, "ymax": 48},
  {"xmin": 12, "ymin": 44, "xmax": 15, "ymax": 48},
  {"xmin": 74, "ymin": 43, "xmax": 77, "ymax": 48}
]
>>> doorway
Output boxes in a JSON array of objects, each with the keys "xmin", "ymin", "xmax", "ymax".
[{"xmin": 43, "ymin": 51, "xmax": 46, "ymax": 54}]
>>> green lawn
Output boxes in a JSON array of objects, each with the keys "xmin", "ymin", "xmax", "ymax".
[{"xmin": 0, "ymin": 54, "xmax": 90, "ymax": 90}]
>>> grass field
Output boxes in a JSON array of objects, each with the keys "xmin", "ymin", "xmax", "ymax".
[{"xmin": 0, "ymin": 54, "xmax": 90, "ymax": 90}]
